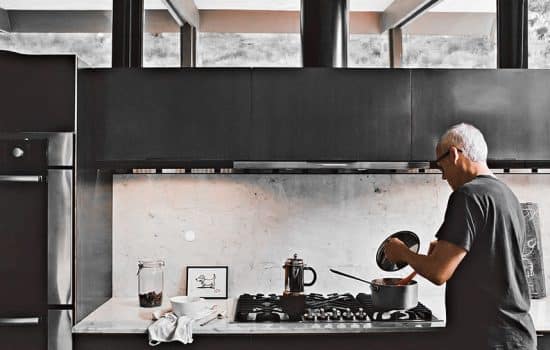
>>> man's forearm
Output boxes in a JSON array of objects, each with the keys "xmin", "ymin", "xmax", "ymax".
[{"xmin": 402, "ymin": 249, "xmax": 446, "ymax": 286}]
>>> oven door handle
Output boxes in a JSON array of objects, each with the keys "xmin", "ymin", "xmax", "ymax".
[
  {"xmin": 0, "ymin": 175, "xmax": 45, "ymax": 183},
  {"xmin": 0, "ymin": 317, "xmax": 40, "ymax": 326}
]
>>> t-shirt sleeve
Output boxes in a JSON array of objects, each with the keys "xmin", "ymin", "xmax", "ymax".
[{"xmin": 435, "ymin": 190, "xmax": 483, "ymax": 252}]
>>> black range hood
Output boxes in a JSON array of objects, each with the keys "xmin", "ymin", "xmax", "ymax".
[{"xmin": 301, "ymin": 0, "xmax": 349, "ymax": 68}]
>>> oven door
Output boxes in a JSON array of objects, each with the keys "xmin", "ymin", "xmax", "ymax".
[{"xmin": 0, "ymin": 175, "xmax": 48, "ymax": 348}]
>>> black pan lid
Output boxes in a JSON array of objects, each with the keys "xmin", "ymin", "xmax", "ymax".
[{"xmin": 376, "ymin": 231, "xmax": 420, "ymax": 271}]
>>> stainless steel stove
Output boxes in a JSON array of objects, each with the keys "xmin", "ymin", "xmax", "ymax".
[{"xmin": 234, "ymin": 293, "xmax": 438, "ymax": 323}]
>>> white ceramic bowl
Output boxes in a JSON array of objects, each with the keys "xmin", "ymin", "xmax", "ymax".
[{"xmin": 170, "ymin": 296, "xmax": 207, "ymax": 317}]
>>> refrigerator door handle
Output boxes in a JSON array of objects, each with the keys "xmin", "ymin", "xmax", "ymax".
[
  {"xmin": 0, "ymin": 317, "xmax": 40, "ymax": 326},
  {"xmin": 0, "ymin": 175, "xmax": 44, "ymax": 183},
  {"xmin": 48, "ymin": 169, "xmax": 73, "ymax": 305}
]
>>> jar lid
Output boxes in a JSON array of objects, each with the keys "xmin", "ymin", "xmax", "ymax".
[{"xmin": 138, "ymin": 259, "xmax": 165, "ymax": 268}]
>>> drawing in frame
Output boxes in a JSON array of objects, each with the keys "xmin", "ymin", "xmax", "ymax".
[{"xmin": 186, "ymin": 266, "xmax": 228, "ymax": 299}]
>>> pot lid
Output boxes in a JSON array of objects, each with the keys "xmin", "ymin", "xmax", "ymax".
[{"xmin": 376, "ymin": 231, "xmax": 420, "ymax": 272}]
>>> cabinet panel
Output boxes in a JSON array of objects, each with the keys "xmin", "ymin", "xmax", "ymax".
[
  {"xmin": 411, "ymin": 69, "xmax": 550, "ymax": 161},
  {"xmin": 539, "ymin": 333, "xmax": 550, "ymax": 350},
  {"xmin": 250, "ymin": 68, "xmax": 411, "ymax": 161},
  {"xmin": 82, "ymin": 68, "xmax": 252, "ymax": 164},
  {"xmin": 0, "ymin": 51, "xmax": 75, "ymax": 132}
]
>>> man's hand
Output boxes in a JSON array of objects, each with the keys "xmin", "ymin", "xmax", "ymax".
[{"xmin": 384, "ymin": 238, "xmax": 410, "ymax": 264}]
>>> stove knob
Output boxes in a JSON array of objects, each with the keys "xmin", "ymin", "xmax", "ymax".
[
  {"xmin": 355, "ymin": 308, "xmax": 367, "ymax": 321},
  {"xmin": 329, "ymin": 308, "xmax": 341, "ymax": 321},
  {"xmin": 342, "ymin": 308, "xmax": 354, "ymax": 321},
  {"xmin": 303, "ymin": 309, "xmax": 315, "ymax": 321},
  {"xmin": 317, "ymin": 308, "xmax": 328, "ymax": 321}
]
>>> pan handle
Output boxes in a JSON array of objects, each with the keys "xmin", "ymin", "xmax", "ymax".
[{"xmin": 329, "ymin": 268, "xmax": 379, "ymax": 291}]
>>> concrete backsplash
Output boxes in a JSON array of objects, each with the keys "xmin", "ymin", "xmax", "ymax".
[{"xmin": 113, "ymin": 174, "xmax": 550, "ymax": 304}]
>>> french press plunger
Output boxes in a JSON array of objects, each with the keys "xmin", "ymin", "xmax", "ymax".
[{"xmin": 283, "ymin": 253, "xmax": 317, "ymax": 296}]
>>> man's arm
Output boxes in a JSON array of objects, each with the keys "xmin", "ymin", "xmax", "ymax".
[{"xmin": 384, "ymin": 238, "xmax": 467, "ymax": 286}]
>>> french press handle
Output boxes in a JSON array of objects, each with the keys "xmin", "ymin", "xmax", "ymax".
[{"xmin": 304, "ymin": 266, "xmax": 317, "ymax": 286}]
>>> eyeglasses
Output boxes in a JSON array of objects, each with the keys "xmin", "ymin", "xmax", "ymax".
[{"xmin": 435, "ymin": 148, "xmax": 463, "ymax": 169}]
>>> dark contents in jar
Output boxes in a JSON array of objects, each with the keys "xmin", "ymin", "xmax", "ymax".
[{"xmin": 139, "ymin": 291, "xmax": 163, "ymax": 307}]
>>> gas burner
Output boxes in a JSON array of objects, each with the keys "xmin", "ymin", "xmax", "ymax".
[
  {"xmin": 256, "ymin": 312, "xmax": 281, "ymax": 322},
  {"xmin": 235, "ymin": 293, "xmax": 436, "ymax": 323},
  {"xmin": 356, "ymin": 293, "xmax": 434, "ymax": 322},
  {"xmin": 372, "ymin": 310, "xmax": 415, "ymax": 321},
  {"xmin": 236, "ymin": 293, "xmax": 364, "ymax": 323}
]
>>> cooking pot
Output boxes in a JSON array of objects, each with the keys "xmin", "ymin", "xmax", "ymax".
[{"xmin": 329, "ymin": 269, "xmax": 418, "ymax": 311}]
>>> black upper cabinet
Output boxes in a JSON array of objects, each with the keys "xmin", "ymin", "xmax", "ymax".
[
  {"xmin": 85, "ymin": 67, "xmax": 550, "ymax": 166},
  {"xmin": 412, "ymin": 69, "xmax": 550, "ymax": 161},
  {"xmin": 0, "ymin": 51, "xmax": 76, "ymax": 132},
  {"xmin": 84, "ymin": 69, "xmax": 252, "ymax": 164},
  {"xmin": 250, "ymin": 68, "xmax": 411, "ymax": 161},
  {"xmin": 88, "ymin": 68, "xmax": 411, "ymax": 166}
]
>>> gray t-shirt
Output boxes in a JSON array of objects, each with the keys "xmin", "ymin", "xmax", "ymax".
[{"xmin": 436, "ymin": 175, "xmax": 536, "ymax": 349}]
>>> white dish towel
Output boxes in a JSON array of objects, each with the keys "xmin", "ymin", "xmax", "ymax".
[{"xmin": 148, "ymin": 312, "xmax": 196, "ymax": 346}]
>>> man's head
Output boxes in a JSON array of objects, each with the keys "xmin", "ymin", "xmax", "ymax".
[{"xmin": 436, "ymin": 123, "xmax": 491, "ymax": 190}]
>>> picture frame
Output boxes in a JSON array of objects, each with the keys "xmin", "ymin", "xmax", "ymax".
[{"xmin": 186, "ymin": 266, "xmax": 228, "ymax": 299}]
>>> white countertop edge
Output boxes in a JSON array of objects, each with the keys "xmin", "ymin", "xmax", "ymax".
[
  {"xmin": 72, "ymin": 297, "xmax": 445, "ymax": 335},
  {"xmin": 72, "ymin": 296, "xmax": 550, "ymax": 334}
]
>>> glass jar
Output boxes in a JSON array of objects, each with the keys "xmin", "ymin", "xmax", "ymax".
[{"xmin": 137, "ymin": 259, "xmax": 165, "ymax": 307}]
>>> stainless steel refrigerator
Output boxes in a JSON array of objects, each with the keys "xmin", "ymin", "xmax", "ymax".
[{"xmin": 0, "ymin": 133, "xmax": 73, "ymax": 350}]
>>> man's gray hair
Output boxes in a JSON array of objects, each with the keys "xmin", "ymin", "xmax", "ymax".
[{"xmin": 439, "ymin": 123, "xmax": 488, "ymax": 162}]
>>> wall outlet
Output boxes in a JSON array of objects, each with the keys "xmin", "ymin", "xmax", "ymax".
[{"xmin": 184, "ymin": 230, "xmax": 196, "ymax": 242}]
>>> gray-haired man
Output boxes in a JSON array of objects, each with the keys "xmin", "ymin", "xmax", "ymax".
[{"xmin": 385, "ymin": 123, "xmax": 536, "ymax": 349}]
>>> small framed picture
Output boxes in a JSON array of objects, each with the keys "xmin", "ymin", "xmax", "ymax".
[{"xmin": 186, "ymin": 266, "xmax": 228, "ymax": 299}]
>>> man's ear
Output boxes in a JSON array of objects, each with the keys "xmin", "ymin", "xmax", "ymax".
[{"xmin": 450, "ymin": 146, "xmax": 461, "ymax": 164}]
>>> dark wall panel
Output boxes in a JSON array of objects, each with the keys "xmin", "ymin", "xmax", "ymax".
[
  {"xmin": 75, "ymin": 74, "xmax": 112, "ymax": 322},
  {"xmin": 251, "ymin": 68, "xmax": 411, "ymax": 161},
  {"xmin": 411, "ymin": 69, "xmax": 550, "ymax": 161},
  {"xmin": 83, "ymin": 68, "xmax": 252, "ymax": 164},
  {"xmin": 0, "ymin": 51, "xmax": 75, "ymax": 132}
]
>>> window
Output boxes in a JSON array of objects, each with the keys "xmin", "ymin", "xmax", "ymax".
[
  {"xmin": 197, "ymin": 32, "xmax": 300, "ymax": 67},
  {"xmin": 0, "ymin": 33, "xmax": 112, "ymax": 67},
  {"xmin": 349, "ymin": 34, "xmax": 389, "ymax": 68},
  {"xmin": 0, "ymin": 2, "xmax": 112, "ymax": 67},
  {"xmin": 143, "ymin": 0, "xmax": 181, "ymax": 67},
  {"xmin": 528, "ymin": 0, "xmax": 550, "ymax": 68},
  {"xmin": 401, "ymin": 0, "xmax": 496, "ymax": 68}
]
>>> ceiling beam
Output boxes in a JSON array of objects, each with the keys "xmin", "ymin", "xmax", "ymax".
[
  {"xmin": 6, "ymin": 10, "xmax": 177, "ymax": 33},
  {"xmin": 0, "ymin": 8, "xmax": 11, "ymax": 32},
  {"xmin": 406, "ymin": 12, "xmax": 495, "ymax": 36},
  {"xmin": 381, "ymin": 0, "xmax": 442, "ymax": 32},
  {"xmin": 200, "ymin": 10, "xmax": 381, "ymax": 34},
  {"xmin": 1, "ymin": 9, "xmax": 495, "ymax": 36},
  {"xmin": 162, "ymin": 0, "xmax": 199, "ymax": 27}
]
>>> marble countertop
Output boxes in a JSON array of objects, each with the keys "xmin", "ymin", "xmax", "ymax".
[
  {"xmin": 72, "ymin": 295, "xmax": 550, "ymax": 335},
  {"xmin": 73, "ymin": 295, "xmax": 446, "ymax": 335}
]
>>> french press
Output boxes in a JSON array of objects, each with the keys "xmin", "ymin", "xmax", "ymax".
[{"xmin": 283, "ymin": 253, "xmax": 317, "ymax": 296}]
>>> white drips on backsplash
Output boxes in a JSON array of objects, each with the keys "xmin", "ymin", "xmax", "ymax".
[{"xmin": 113, "ymin": 174, "xmax": 550, "ymax": 305}]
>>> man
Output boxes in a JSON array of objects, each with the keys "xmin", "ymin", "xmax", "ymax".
[{"xmin": 384, "ymin": 123, "xmax": 536, "ymax": 349}]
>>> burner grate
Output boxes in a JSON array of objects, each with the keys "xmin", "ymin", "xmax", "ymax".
[
  {"xmin": 356, "ymin": 293, "xmax": 434, "ymax": 322},
  {"xmin": 234, "ymin": 293, "xmax": 435, "ymax": 323},
  {"xmin": 235, "ymin": 293, "xmax": 287, "ymax": 322}
]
